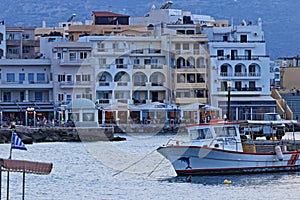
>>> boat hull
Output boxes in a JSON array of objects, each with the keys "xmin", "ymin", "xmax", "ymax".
[{"xmin": 157, "ymin": 146, "xmax": 300, "ymax": 176}]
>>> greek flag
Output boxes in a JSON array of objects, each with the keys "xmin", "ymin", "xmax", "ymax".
[{"xmin": 11, "ymin": 132, "xmax": 27, "ymax": 151}]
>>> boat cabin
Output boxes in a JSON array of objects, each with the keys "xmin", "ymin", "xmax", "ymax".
[{"xmin": 187, "ymin": 121, "xmax": 243, "ymax": 152}]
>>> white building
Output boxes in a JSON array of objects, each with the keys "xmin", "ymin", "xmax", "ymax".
[
  {"xmin": 0, "ymin": 20, "xmax": 6, "ymax": 59},
  {"xmin": 202, "ymin": 18, "xmax": 276, "ymax": 120}
]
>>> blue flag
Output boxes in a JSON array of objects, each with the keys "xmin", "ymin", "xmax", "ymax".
[{"xmin": 11, "ymin": 132, "xmax": 27, "ymax": 151}]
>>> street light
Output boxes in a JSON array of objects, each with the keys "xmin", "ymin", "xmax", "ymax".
[{"xmin": 227, "ymin": 80, "xmax": 232, "ymax": 121}]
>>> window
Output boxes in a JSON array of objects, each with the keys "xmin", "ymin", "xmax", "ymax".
[
  {"xmin": 187, "ymin": 74, "xmax": 195, "ymax": 83},
  {"xmin": 177, "ymin": 74, "xmax": 185, "ymax": 83},
  {"xmin": 28, "ymin": 73, "xmax": 34, "ymax": 83},
  {"xmin": 69, "ymin": 52, "xmax": 76, "ymax": 61},
  {"xmin": 112, "ymin": 43, "xmax": 119, "ymax": 49},
  {"xmin": 82, "ymin": 74, "xmax": 91, "ymax": 81},
  {"xmin": 20, "ymin": 91, "xmax": 25, "ymax": 101},
  {"xmin": 8, "ymin": 48, "xmax": 19, "ymax": 54},
  {"xmin": 7, "ymin": 73, "xmax": 15, "ymax": 82},
  {"xmin": 223, "ymin": 35, "xmax": 228, "ymax": 41},
  {"xmin": 217, "ymin": 50, "xmax": 224, "ymax": 57},
  {"xmin": 56, "ymin": 52, "xmax": 62, "ymax": 59},
  {"xmin": 58, "ymin": 94, "xmax": 64, "ymax": 101},
  {"xmin": 19, "ymin": 73, "xmax": 25, "ymax": 84},
  {"xmin": 58, "ymin": 74, "xmax": 65, "ymax": 82},
  {"xmin": 196, "ymin": 74, "xmax": 205, "ymax": 83},
  {"xmin": 37, "ymin": 73, "xmax": 45, "ymax": 83},
  {"xmin": 82, "ymin": 93, "xmax": 92, "ymax": 100},
  {"xmin": 115, "ymin": 58, "xmax": 124, "ymax": 68},
  {"xmin": 76, "ymin": 75, "xmax": 81, "ymax": 82},
  {"xmin": 144, "ymin": 59, "xmax": 151, "ymax": 65},
  {"xmin": 35, "ymin": 92, "xmax": 43, "ymax": 101},
  {"xmin": 133, "ymin": 58, "xmax": 140, "ymax": 65},
  {"xmin": 3, "ymin": 92, "xmax": 11, "ymax": 102},
  {"xmin": 66, "ymin": 75, "xmax": 72, "ymax": 82},
  {"xmin": 6, "ymin": 33, "xmax": 20, "ymax": 40},
  {"xmin": 99, "ymin": 58, "xmax": 106, "ymax": 65},
  {"xmin": 240, "ymin": 35, "xmax": 247, "ymax": 43},
  {"xmin": 175, "ymin": 43, "xmax": 180, "ymax": 50},
  {"xmin": 97, "ymin": 43, "xmax": 105, "ymax": 51},
  {"xmin": 183, "ymin": 43, "xmax": 189, "ymax": 50},
  {"xmin": 80, "ymin": 52, "xmax": 88, "ymax": 59},
  {"xmin": 66, "ymin": 94, "xmax": 72, "ymax": 102}
]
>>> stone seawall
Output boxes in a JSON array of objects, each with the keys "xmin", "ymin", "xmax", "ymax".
[{"xmin": 0, "ymin": 126, "xmax": 115, "ymax": 144}]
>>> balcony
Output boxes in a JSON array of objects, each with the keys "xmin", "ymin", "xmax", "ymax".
[
  {"xmin": 0, "ymin": 80, "xmax": 52, "ymax": 89},
  {"xmin": 217, "ymin": 55, "xmax": 259, "ymax": 61},
  {"xmin": 59, "ymin": 81, "xmax": 92, "ymax": 88}
]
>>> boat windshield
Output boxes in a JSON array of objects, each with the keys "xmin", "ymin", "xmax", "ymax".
[
  {"xmin": 190, "ymin": 128, "xmax": 213, "ymax": 140},
  {"xmin": 214, "ymin": 126, "xmax": 237, "ymax": 137}
]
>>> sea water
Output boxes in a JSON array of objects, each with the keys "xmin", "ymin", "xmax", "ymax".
[{"xmin": 0, "ymin": 132, "xmax": 300, "ymax": 200}]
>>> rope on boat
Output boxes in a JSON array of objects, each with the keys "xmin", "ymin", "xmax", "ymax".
[{"xmin": 112, "ymin": 149, "xmax": 157, "ymax": 177}]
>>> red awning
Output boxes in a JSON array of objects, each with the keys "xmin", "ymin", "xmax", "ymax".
[{"xmin": 0, "ymin": 159, "xmax": 53, "ymax": 174}]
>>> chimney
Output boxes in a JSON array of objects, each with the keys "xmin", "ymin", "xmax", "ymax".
[{"xmin": 42, "ymin": 21, "xmax": 46, "ymax": 28}]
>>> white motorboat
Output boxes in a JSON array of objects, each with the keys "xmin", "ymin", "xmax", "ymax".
[{"xmin": 157, "ymin": 120, "xmax": 300, "ymax": 176}]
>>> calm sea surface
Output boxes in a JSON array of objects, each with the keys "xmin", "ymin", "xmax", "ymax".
[{"xmin": 1, "ymin": 132, "xmax": 300, "ymax": 200}]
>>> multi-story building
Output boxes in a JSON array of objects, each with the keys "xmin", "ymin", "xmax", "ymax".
[
  {"xmin": 6, "ymin": 26, "xmax": 39, "ymax": 59},
  {"xmin": 0, "ymin": 58, "xmax": 53, "ymax": 126},
  {"xmin": 0, "ymin": 20, "xmax": 6, "ymax": 59},
  {"xmin": 202, "ymin": 18, "xmax": 276, "ymax": 120}
]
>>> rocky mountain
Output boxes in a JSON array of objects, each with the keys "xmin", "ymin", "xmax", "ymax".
[{"xmin": 0, "ymin": 0, "xmax": 299, "ymax": 60}]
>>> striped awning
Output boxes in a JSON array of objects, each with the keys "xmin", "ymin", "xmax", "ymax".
[{"xmin": 0, "ymin": 159, "xmax": 53, "ymax": 174}]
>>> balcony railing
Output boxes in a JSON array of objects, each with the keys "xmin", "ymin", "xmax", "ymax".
[
  {"xmin": 98, "ymin": 82, "xmax": 110, "ymax": 86},
  {"xmin": 217, "ymin": 87, "xmax": 262, "ymax": 92},
  {"xmin": 220, "ymin": 72, "xmax": 261, "ymax": 77}
]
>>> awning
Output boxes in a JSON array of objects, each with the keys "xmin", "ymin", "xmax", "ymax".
[{"xmin": 0, "ymin": 159, "xmax": 53, "ymax": 174}]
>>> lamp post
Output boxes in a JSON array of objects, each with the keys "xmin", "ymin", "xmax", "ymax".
[{"xmin": 227, "ymin": 80, "xmax": 232, "ymax": 121}]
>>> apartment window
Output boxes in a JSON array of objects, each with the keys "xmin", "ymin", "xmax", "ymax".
[
  {"xmin": 196, "ymin": 74, "xmax": 205, "ymax": 83},
  {"xmin": 76, "ymin": 74, "xmax": 81, "ymax": 82},
  {"xmin": 58, "ymin": 94, "xmax": 64, "ymax": 101},
  {"xmin": 58, "ymin": 74, "xmax": 65, "ymax": 82},
  {"xmin": 66, "ymin": 75, "xmax": 72, "ymax": 82},
  {"xmin": 240, "ymin": 35, "xmax": 247, "ymax": 43},
  {"xmin": 3, "ymin": 92, "xmax": 11, "ymax": 102},
  {"xmin": 133, "ymin": 58, "xmax": 140, "ymax": 65},
  {"xmin": 6, "ymin": 33, "xmax": 20, "ymax": 40},
  {"xmin": 217, "ymin": 50, "xmax": 224, "ymax": 57},
  {"xmin": 23, "ymin": 34, "xmax": 30, "ymax": 39},
  {"xmin": 7, "ymin": 73, "xmax": 15, "ymax": 82},
  {"xmin": 80, "ymin": 52, "xmax": 88, "ymax": 59},
  {"xmin": 35, "ymin": 92, "xmax": 43, "ymax": 101},
  {"xmin": 37, "ymin": 73, "xmax": 45, "ymax": 82},
  {"xmin": 20, "ymin": 91, "xmax": 25, "ymax": 101},
  {"xmin": 187, "ymin": 74, "xmax": 195, "ymax": 83},
  {"xmin": 69, "ymin": 52, "xmax": 76, "ymax": 61},
  {"xmin": 82, "ymin": 93, "xmax": 92, "ymax": 100},
  {"xmin": 82, "ymin": 74, "xmax": 91, "ymax": 81},
  {"xmin": 97, "ymin": 42, "xmax": 105, "ymax": 51},
  {"xmin": 19, "ymin": 73, "xmax": 25, "ymax": 84},
  {"xmin": 28, "ymin": 73, "xmax": 34, "ymax": 83},
  {"xmin": 175, "ymin": 43, "xmax": 180, "ymax": 50},
  {"xmin": 183, "ymin": 43, "xmax": 189, "ymax": 50},
  {"xmin": 56, "ymin": 52, "xmax": 62, "ymax": 59},
  {"xmin": 144, "ymin": 59, "xmax": 151, "ymax": 65},
  {"xmin": 249, "ymin": 81, "xmax": 256, "ymax": 89},
  {"xmin": 99, "ymin": 58, "xmax": 106, "ymax": 65},
  {"xmin": 66, "ymin": 94, "xmax": 72, "ymax": 102},
  {"xmin": 223, "ymin": 35, "xmax": 228, "ymax": 41},
  {"xmin": 112, "ymin": 43, "xmax": 119, "ymax": 49},
  {"xmin": 8, "ymin": 48, "xmax": 19, "ymax": 54},
  {"xmin": 177, "ymin": 74, "xmax": 185, "ymax": 83},
  {"xmin": 115, "ymin": 58, "xmax": 124, "ymax": 68}
]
